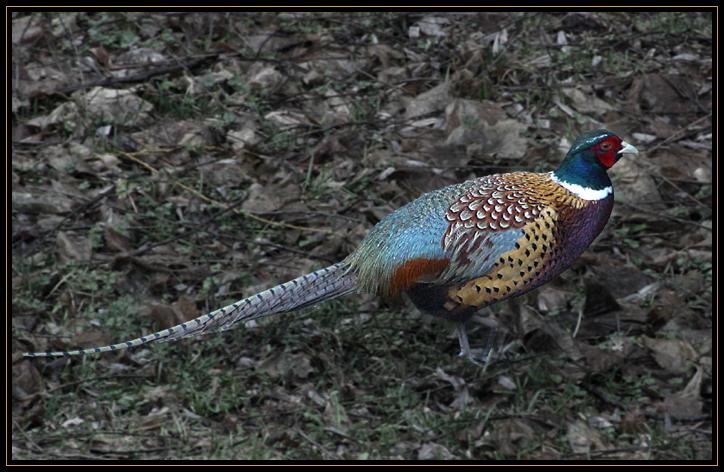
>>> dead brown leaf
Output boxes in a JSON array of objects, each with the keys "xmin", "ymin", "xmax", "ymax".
[
  {"xmin": 567, "ymin": 419, "xmax": 612, "ymax": 455},
  {"xmin": 70, "ymin": 329, "xmax": 114, "ymax": 349},
  {"xmin": 614, "ymin": 157, "xmax": 664, "ymax": 210},
  {"xmin": 13, "ymin": 360, "xmax": 45, "ymax": 401},
  {"xmin": 259, "ymin": 350, "xmax": 314, "ymax": 380},
  {"xmin": 435, "ymin": 367, "xmax": 472, "ymax": 411},
  {"xmin": 12, "ymin": 190, "xmax": 73, "ymax": 214},
  {"xmin": 638, "ymin": 74, "xmax": 696, "ymax": 114},
  {"xmin": 491, "ymin": 418, "xmax": 537, "ymax": 457},
  {"xmin": 78, "ymin": 87, "xmax": 155, "ymax": 126},
  {"xmin": 417, "ymin": 442, "xmax": 455, "ymax": 460},
  {"xmin": 242, "ymin": 182, "xmax": 284, "ymax": 214},
  {"xmin": 561, "ymin": 87, "xmax": 613, "ymax": 115},
  {"xmin": 641, "ymin": 336, "xmax": 698, "ymax": 374},
  {"xmin": 12, "ymin": 15, "xmax": 45, "ymax": 44},
  {"xmin": 56, "ymin": 231, "xmax": 92, "ymax": 262},
  {"xmin": 404, "ymin": 82, "xmax": 451, "ymax": 120},
  {"xmin": 444, "ymin": 99, "xmax": 528, "ymax": 159},
  {"xmin": 104, "ymin": 225, "xmax": 133, "ymax": 253},
  {"xmin": 658, "ymin": 367, "xmax": 705, "ymax": 419},
  {"xmin": 620, "ymin": 409, "xmax": 649, "ymax": 435}
]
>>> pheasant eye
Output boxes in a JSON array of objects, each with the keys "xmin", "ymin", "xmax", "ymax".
[{"xmin": 600, "ymin": 142, "xmax": 612, "ymax": 151}]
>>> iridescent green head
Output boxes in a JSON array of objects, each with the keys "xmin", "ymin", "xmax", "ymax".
[{"xmin": 553, "ymin": 129, "xmax": 638, "ymax": 195}]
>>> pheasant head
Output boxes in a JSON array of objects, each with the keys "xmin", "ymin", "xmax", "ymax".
[{"xmin": 552, "ymin": 129, "xmax": 639, "ymax": 200}]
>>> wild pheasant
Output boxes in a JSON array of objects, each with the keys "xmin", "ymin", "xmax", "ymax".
[{"xmin": 23, "ymin": 129, "xmax": 638, "ymax": 361}]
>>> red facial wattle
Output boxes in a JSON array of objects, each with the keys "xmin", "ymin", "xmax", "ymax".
[{"xmin": 594, "ymin": 136, "xmax": 622, "ymax": 169}]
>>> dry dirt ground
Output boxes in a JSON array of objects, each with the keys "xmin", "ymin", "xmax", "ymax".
[{"xmin": 11, "ymin": 12, "xmax": 712, "ymax": 460}]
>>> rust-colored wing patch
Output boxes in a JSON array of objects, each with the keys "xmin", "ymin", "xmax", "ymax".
[{"xmin": 389, "ymin": 258, "xmax": 449, "ymax": 296}]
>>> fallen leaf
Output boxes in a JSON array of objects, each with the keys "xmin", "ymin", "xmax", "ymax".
[
  {"xmin": 435, "ymin": 367, "xmax": 472, "ymax": 410},
  {"xmin": 561, "ymin": 87, "xmax": 613, "ymax": 115},
  {"xmin": 443, "ymin": 99, "xmax": 527, "ymax": 159},
  {"xmin": 25, "ymin": 102, "xmax": 78, "ymax": 129},
  {"xmin": 491, "ymin": 418, "xmax": 536, "ymax": 457},
  {"xmin": 260, "ymin": 350, "xmax": 314, "ymax": 380},
  {"xmin": 248, "ymin": 65, "xmax": 284, "ymax": 91},
  {"xmin": 242, "ymin": 182, "xmax": 284, "ymax": 214},
  {"xmin": 537, "ymin": 285, "xmax": 571, "ymax": 313},
  {"xmin": 567, "ymin": 419, "xmax": 611, "ymax": 454},
  {"xmin": 417, "ymin": 442, "xmax": 455, "ymax": 460},
  {"xmin": 70, "ymin": 329, "xmax": 113, "ymax": 349},
  {"xmin": 12, "ymin": 190, "xmax": 73, "ymax": 214},
  {"xmin": 658, "ymin": 367, "xmax": 705, "ymax": 418},
  {"xmin": 576, "ymin": 341, "xmax": 624, "ymax": 373},
  {"xmin": 228, "ymin": 123, "xmax": 261, "ymax": 152},
  {"xmin": 414, "ymin": 16, "xmax": 450, "ymax": 37},
  {"xmin": 583, "ymin": 281, "xmax": 621, "ymax": 317},
  {"xmin": 12, "ymin": 15, "xmax": 45, "ymax": 44},
  {"xmin": 146, "ymin": 304, "xmax": 177, "ymax": 330},
  {"xmin": 404, "ymin": 82, "xmax": 451, "ymax": 120},
  {"xmin": 642, "ymin": 336, "xmax": 698, "ymax": 374},
  {"xmin": 13, "ymin": 361, "xmax": 44, "ymax": 400},
  {"xmin": 111, "ymin": 47, "xmax": 167, "ymax": 79},
  {"xmin": 104, "ymin": 225, "xmax": 133, "ymax": 252},
  {"xmin": 632, "ymin": 132, "xmax": 656, "ymax": 144},
  {"xmin": 491, "ymin": 29, "xmax": 508, "ymax": 55},
  {"xmin": 61, "ymin": 417, "xmax": 85, "ymax": 428},
  {"xmin": 130, "ymin": 119, "xmax": 214, "ymax": 151},
  {"xmin": 78, "ymin": 87, "xmax": 154, "ymax": 126},
  {"xmin": 620, "ymin": 409, "xmax": 648, "ymax": 435},
  {"xmin": 56, "ymin": 231, "xmax": 92, "ymax": 262},
  {"xmin": 613, "ymin": 158, "xmax": 665, "ymax": 210},
  {"xmin": 264, "ymin": 109, "xmax": 312, "ymax": 128},
  {"xmin": 561, "ymin": 12, "xmax": 605, "ymax": 32},
  {"xmin": 638, "ymin": 74, "xmax": 695, "ymax": 114},
  {"xmin": 497, "ymin": 375, "xmax": 516, "ymax": 391}
]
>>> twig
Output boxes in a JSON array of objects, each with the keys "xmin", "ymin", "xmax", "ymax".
[
  {"xmin": 250, "ymin": 239, "xmax": 335, "ymax": 263},
  {"xmin": 125, "ymin": 196, "xmax": 247, "ymax": 258},
  {"xmin": 119, "ymin": 151, "xmax": 333, "ymax": 235},
  {"xmin": 619, "ymin": 202, "xmax": 712, "ymax": 232},
  {"xmin": 645, "ymin": 113, "xmax": 712, "ymax": 155},
  {"xmin": 579, "ymin": 382, "xmax": 626, "ymax": 409},
  {"xmin": 13, "ymin": 184, "xmax": 117, "ymax": 255},
  {"xmin": 644, "ymin": 413, "xmax": 711, "ymax": 423},
  {"xmin": 295, "ymin": 428, "xmax": 335, "ymax": 459},
  {"xmin": 48, "ymin": 54, "xmax": 220, "ymax": 97},
  {"xmin": 23, "ymin": 374, "xmax": 150, "ymax": 402},
  {"xmin": 565, "ymin": 445, "xmax": 651, "ymax": 459},
  {"xmin": 572, "ymin": 306, "xmax": 584, "ymax": 338},
  {"xmin": 650, "ymin": 168, "xmax": 710, "ymax": 209}
]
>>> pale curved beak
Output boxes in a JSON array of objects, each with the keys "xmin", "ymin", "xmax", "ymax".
[{"xmin": 618, "ymin": 141, "xmax": 639, "ymax": 156}]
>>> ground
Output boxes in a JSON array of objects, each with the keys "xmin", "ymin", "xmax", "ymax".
[{"xmin": 11, "ymin": 11, "xmax": 712, "ymax": 460}]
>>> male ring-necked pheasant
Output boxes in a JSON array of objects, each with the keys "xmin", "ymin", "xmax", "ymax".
[{"xmin": 24, "ymin": 129, "xmax": 638, "ymax": 361}]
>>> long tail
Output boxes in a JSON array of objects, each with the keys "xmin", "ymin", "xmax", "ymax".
[{"xmin": 23, "ymin": 263, "xmax": 356, "ymax": 358}]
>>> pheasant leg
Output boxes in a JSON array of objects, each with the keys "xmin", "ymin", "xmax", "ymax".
[
  {"xmin": 456, "ymin": 322, "xmax": 471, "ymax": 358},
  {"xmin": 457, "ymin": 316, "xmax": 502, "ymax": 365},
  {"xmin": 455, "ymin": 322, "xmax": 482, "ymax": 365}
]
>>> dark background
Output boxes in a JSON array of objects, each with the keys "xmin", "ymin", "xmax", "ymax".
[{"xmin": 11, "ymin": 11, "xmax": 712, "ymax": 460}]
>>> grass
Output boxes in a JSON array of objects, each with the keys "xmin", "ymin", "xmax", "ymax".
[{"xmin": 11, "ymin": 11, "xmax": 712, "ymax": 461}]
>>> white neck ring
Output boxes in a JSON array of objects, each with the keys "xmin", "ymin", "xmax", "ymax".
[{"xmin": 550, "ymin": 172, "xmax": 612, "ymax": 200}]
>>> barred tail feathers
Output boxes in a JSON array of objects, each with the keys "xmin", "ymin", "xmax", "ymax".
[{"xmin": 23, "ymin": 263, "xmax": 356, "ymax": 358}]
